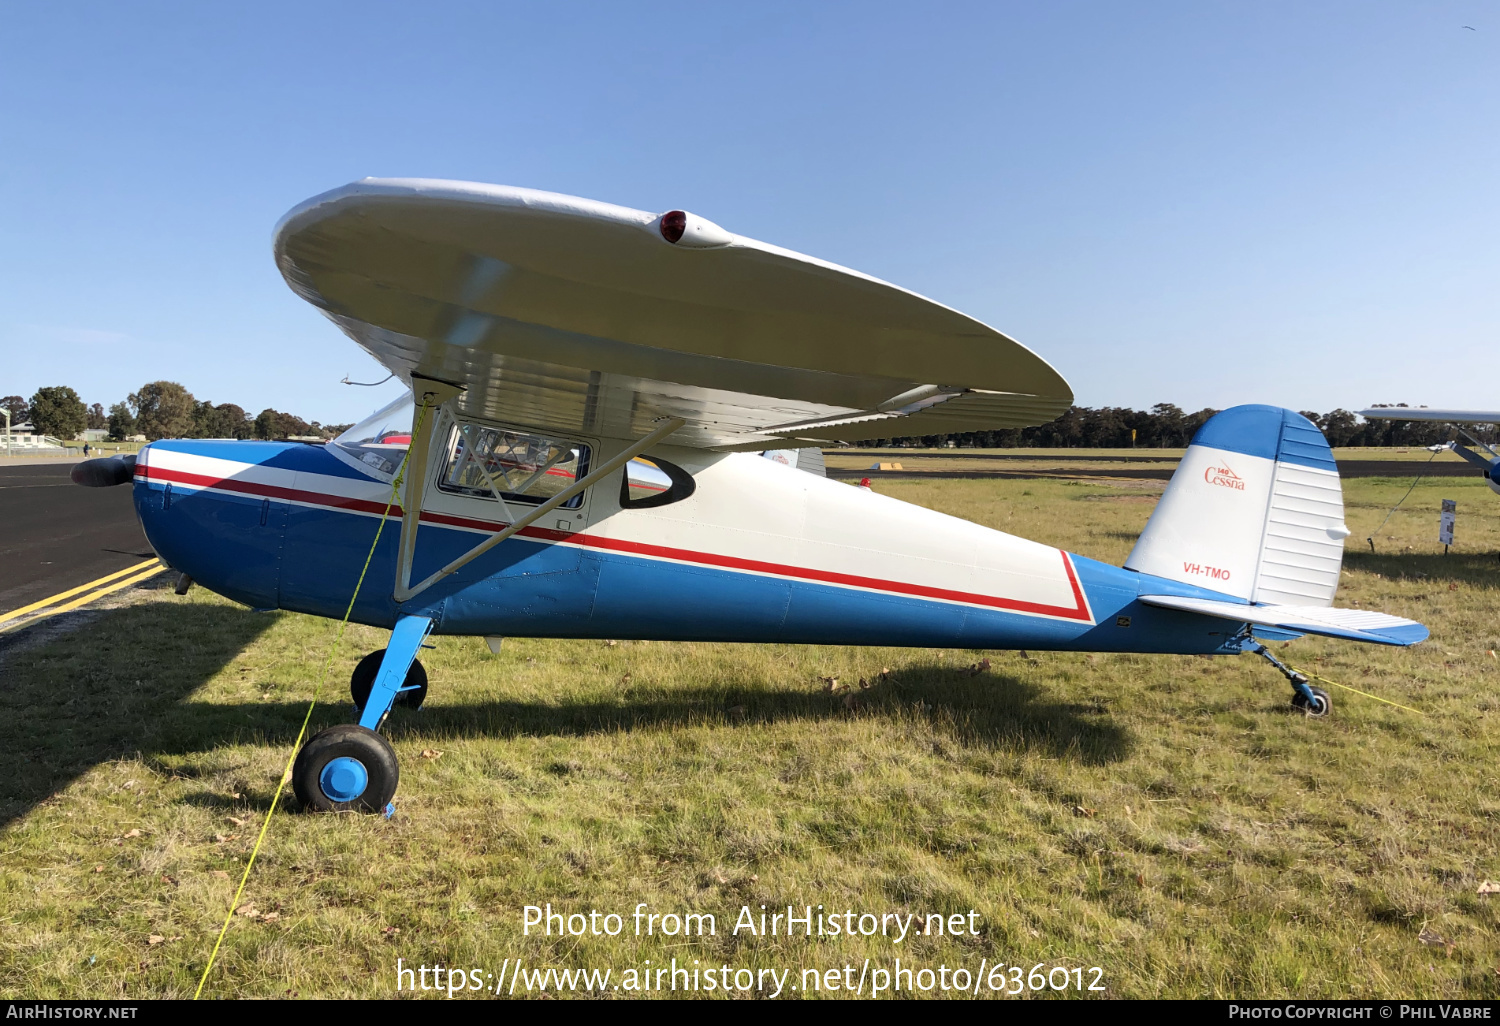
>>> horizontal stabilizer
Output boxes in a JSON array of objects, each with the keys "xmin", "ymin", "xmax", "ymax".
[{"xmin": 1138, "ymin": 594, "xmax": 1428, "ymax": 647}]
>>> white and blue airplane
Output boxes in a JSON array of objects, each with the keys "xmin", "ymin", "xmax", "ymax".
[
  {"xmin": 1356, "ymin": 407, "xmax": 1500, "ymax": 496},
  {"xmin": 74, "ymin": 180, "xmax": 1427, "ymax": 814}
]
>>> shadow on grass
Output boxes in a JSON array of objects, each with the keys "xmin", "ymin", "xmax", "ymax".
[
  {"xmin": 0, "ymin": 599, "xmax": 276, "ymax": 829},
  {"xmin": 388, "ymin": 665, "xmax": 1130, "ymax": 766},
  {"xmin": 0, "ymin": 604, "xmax": 1129, "ymax": 827},
  {"xmin": 1344, "ymin": 549, "xmax": 1500, "ymax": 584}
]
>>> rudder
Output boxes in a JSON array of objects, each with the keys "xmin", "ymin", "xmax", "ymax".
[{"xmin": 1125, "ymin": 405, "xmax": 1351, "ymax": 606}]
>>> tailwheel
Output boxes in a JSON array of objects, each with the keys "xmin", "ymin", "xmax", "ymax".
[
  {"xmin": 1291, "ymin": 685, "xmax": 1331, "ymax": 718},
  {"xmin": 292, "ymin": 724, "xmax": 400, "ymax": 813},
  {"xmin": 1243, "ymin": 635, "xmax": 1333, "ymax": 721},
  {"xmin": 351, "ymin": 649, "xmax": 428, "ymax": 712}
]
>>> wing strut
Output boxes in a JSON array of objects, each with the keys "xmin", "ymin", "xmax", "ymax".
[
  {"xmin": 392, "ymin": 376, "xmax": 465, "ymax": 603},
  {"xmin": 393, "ymin": 413, "xmax": 685, "ymax": 603},
  {"xmin": 1455, "ymin": 429, "xmax": 1499, "ymax": 462}
]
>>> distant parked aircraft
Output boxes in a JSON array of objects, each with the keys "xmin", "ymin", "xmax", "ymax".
[{"xmin": 1356, "ymin": 408, "xmax": 1500, "ymax": 496}]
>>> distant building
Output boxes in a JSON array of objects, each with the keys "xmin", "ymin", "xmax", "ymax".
[{"xmin": 3, "ymin": 422, "xmax": 68, "ymax": 454}]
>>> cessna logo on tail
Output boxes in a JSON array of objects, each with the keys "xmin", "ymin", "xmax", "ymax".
[{"xmin": 1204, "ymin": 462, "xmax": 1244, "ymax": 490}]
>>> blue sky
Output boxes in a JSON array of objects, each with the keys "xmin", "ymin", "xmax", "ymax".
[{"xmin": 1, "ymin": 2, "xmax": 1495, "ymax": 424}]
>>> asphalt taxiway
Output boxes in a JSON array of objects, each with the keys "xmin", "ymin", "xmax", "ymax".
[{"xmin": 0, "ymin": 461, "xmax": 154, "ymax": 618}]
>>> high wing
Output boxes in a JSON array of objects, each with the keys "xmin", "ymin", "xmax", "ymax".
[
  {"xmin": 274, "ymin": 179, "xmax": 1072, "ymax": 449},
  {"xmin": 1357, "ymin": 408, "xmax": 1500, "ymax": 424}
]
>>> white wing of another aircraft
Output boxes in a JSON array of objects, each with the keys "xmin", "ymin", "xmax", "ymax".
[
  {"xmin": 1357, "ymin": 408, "xmax": 1500, "ymax": 423},
  {"xmin": 274, "ymin": 179, "xmax": 1073, "ymax": 450},
  {"xmin": 1357, "ymin": 407, "xmax": 1500, "ymax": 490}
]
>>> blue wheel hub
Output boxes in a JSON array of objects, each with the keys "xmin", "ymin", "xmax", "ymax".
[{"xmin": 320, "ymin": 756, "xmax": 369, "ymax": 803}]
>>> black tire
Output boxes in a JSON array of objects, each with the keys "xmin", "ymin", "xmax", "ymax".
[
  {"xmin": 1291, "ymin": 685, "xmax": 1332, "ymax": 718},
  {"xmin": 291, "ymin": 724, "xmax": 400, "ymax": 813},
  {"xmin": 350, "ymin": 649, "xmax": 428, "ymax": 712}
]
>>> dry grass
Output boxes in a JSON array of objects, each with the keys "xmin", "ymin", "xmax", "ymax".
[{"xmin": 1, "ymin": 474, "xmax": 1497, "ymax": 999}]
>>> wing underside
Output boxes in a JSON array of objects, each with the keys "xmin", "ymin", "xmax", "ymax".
[{"xmin": 276, "ymin": 179, "xmax": 1073, "ymax": 448}]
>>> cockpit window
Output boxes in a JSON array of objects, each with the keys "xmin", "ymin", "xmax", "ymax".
[
  {"xmin": 332, "ymin": 392, "xmax": 414, "ymax": 478},
  {"xmin": 438, "ymin": 423, "xmax": 590, "ymax": 509}
]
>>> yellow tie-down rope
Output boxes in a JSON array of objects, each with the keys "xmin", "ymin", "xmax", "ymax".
[
  {"xmin": 1288, "ymin": 663, "xmax": 1424, "ymax": 716},
  {"xmin": 194, "ymin": 401, "xmax": 429, "ymax": 999}
]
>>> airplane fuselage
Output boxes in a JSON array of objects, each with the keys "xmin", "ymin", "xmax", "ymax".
[{"xmin": 132, "ymin": 438, "xmax": 1250, "ymax": 655}]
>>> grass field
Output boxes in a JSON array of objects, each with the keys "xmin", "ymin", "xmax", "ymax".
[{"xmin": 2, "ymin": 474, "xmax": 1498, "ymax": 999}]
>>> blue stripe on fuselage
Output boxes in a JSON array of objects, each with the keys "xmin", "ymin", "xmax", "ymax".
[
  {"xmin": 155, "ymin": 439, "xmax": 380, "ymax": 481},
  {"xmin": 135, "ymin": 470, "xmax": 286, "ymax": 610}
]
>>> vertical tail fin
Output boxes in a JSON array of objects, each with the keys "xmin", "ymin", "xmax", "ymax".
[{"xmin": 1125, "ymin": 405, "xmax": 1351, "ymax": 606}]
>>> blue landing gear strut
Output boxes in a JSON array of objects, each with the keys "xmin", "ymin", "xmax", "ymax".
[
  {"xmin": 358, "ymin": 615, "xmax": 433, "ymax": 730},
  {"xmin": 351, "ymin": 619, "xmax": 432, "ymax": 723},
  {"xmin": 1241, "ymin": 635, "xmax": 1332, "ymax": 718},
  {"xmin": 291, "ymin": 615, "xmax": 433, "ymax": 812}
]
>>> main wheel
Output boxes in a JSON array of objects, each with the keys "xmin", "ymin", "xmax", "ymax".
[
  {"xmin": 350, "ymin": 649, "xmax": 428, "ymax": 712},
  {"xmin": 291, "ymin": 724, "xmax": 400, "ymax": 813},
  {"xmin": 1291, "ymin": 685, "xmax": 1331, "ymax": 718}
]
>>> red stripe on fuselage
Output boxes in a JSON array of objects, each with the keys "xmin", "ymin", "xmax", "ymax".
[
  {"xmin": 568, "ymin": 532, "xmax": 1092, "ymax": 621},
  {"xmin": 140, "ymin": 464, "xmax": 403, "ymax": 517},
  {"xmin": 136, "ymin": 464, "xmax": 1093, "ymax": 622}
]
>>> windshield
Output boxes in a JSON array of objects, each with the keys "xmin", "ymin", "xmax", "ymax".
[{"xmin": 333, "ymin": 392, "xmax": 414, "ymax": 478}]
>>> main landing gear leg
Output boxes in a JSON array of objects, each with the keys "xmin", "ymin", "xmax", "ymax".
[
  {"xmin": 1243, "ymin": 637, "xmax": 1331, "ymax": 718},
  {"xmin": 291, "ymin": 615, "xmax": 434, "ymax": 813},
  {"xmin": 356, "ymin": 616, "xmax": 433, "ymax": 732}
]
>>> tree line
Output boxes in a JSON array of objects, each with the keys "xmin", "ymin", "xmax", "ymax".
[
  {"xmin": 1, "ymin": 382, "xmax": 352, "ymax": 443},
  {"xmin": 859, "ymin": 403, "xmax": 1500, "ymax": 449},
  {"xmin": 4, "ymin": 385, "xmax": 1490, "ymax": 450}
]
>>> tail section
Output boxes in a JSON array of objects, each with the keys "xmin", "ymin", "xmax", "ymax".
[{"xmin": 1125, "ymin": 405, "xmax": 1351, "ymax": 606}]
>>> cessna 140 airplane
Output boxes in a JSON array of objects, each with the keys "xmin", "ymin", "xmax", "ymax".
[
  {"xmin": 1356, "ymin": 407, "xmax": 1500, "ymax": 495},
  {"xmin": 74, "ymin": 179, "xmax": 1427, "ymax": 814}
]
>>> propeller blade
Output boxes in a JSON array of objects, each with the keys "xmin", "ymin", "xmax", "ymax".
[{"xmin": 71, "ymin": 454, "xmax": 137, "ymax": 487}]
